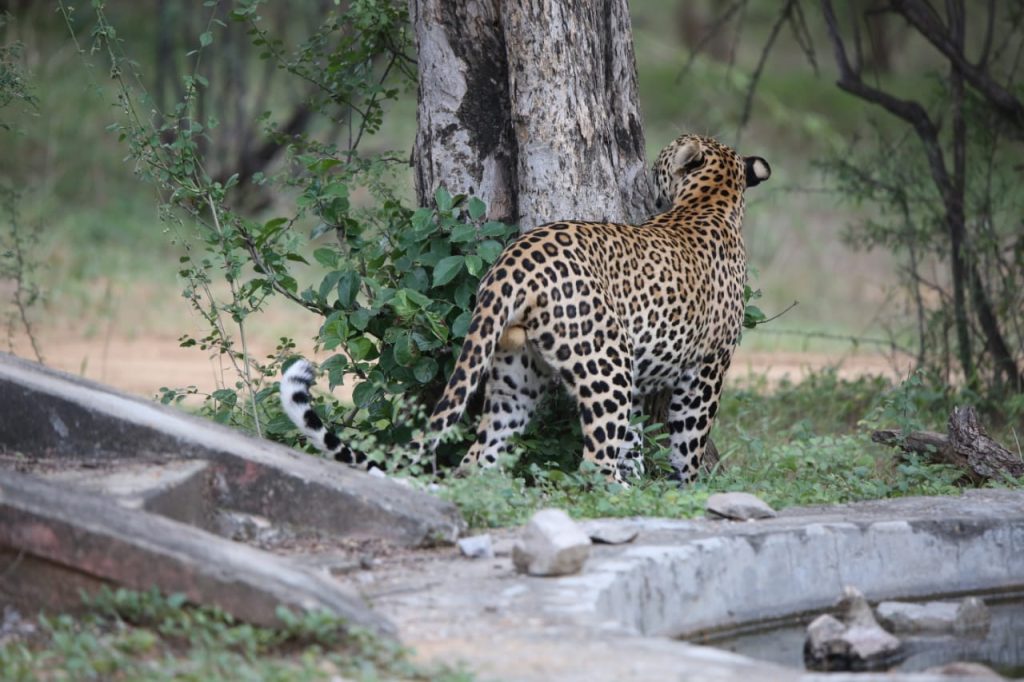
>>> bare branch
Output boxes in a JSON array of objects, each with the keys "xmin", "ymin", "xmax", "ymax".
[
  {"xmin": 736, "ymin": 0, "xmax": 795, "ymax": 143},
  {"xmin": 891, "ymin": 0, "xmax": 1024, "ymax": 129},
  {"xmin": 675, "ymin": 0, "xmax": 747, "ymax": 83}
]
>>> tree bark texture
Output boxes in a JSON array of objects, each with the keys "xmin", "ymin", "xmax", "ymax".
[
  {"xmin": 410, "ymin": 0, "xmax": 517, "ymax": 223},
  {"xmin": 871, "ymin": 406, "xmax": 1024, "ymax": 483},
  {"xmin": 410, "ymin": 0, "xmax": 656, "ymax": 229}
]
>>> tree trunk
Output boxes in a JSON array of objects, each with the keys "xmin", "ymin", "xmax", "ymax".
[
  {"xmin": 501, "ymin": 0, "xmax": 655, "ymax": 229},
  {"xmin": 409, "ymin": 0, "xmax": 518, "ymax": 223},
  {"xmin": 409, "ymin": 0, "xmax": 656, "ymax": 228}
]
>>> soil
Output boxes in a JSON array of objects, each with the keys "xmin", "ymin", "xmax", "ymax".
[{"xmin": 7, "ymin": 333, "xmax": 911, "ymax": 399}]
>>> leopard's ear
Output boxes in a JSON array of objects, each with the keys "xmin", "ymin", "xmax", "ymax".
[
  {"xmin": 672, "ymin": 140, "xmax": 702, "ymax": 175},
  {"xmin": 744, "ymin": 156, "xmax": 771, "ymax": 188}
]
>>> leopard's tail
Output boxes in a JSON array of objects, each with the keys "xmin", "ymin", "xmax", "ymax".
[
  {"xmin": 425, "ymin": 279, "xmax": 527, "ymax": 442},
  {"xmin": 280, "ymin": 359, "xmax": 375, "ymax": 468}
]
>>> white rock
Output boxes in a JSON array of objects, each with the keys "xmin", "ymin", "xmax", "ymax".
[
  {"xmin": 512, "ymin": 508, "xmax": 592, "ymax": 576},
  {"xmin": 706, "ymin": 492, "xmax": 777, "ymax": 520},
  {"xmin": 457, "ymin": 533, "xmax": 494, "ymax": 559}
]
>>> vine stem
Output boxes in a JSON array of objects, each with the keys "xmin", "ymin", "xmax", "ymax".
[{"xmin": 207, "ymin": 194, "xmax": 262, "ymax": 438}]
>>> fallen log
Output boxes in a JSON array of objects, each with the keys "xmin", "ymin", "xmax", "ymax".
[{"xmin": 871, "ymin": 406, "xmax": 1024, "ymax": 483}]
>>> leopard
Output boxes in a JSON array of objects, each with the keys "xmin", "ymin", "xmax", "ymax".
[{"xmin": 281, "ymin": 133, "xmax": 770, "ymax": 484}]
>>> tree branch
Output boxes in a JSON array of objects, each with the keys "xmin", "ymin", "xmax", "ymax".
[{"xmin": 891, "ymin": 0, "xmax": 1024, "ymax": 129}]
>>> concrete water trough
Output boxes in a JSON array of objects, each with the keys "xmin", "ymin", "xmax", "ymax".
[{"xmin": 358, "ymin": 491, "xmax": 1024, "ymax": 680}]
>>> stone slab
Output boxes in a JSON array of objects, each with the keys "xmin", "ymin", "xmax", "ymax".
[
  {"xmin": 0, "ymin": 353, "xmax": 464, "ymax": 547},
  {"xmin": 0, "ymin": 469, "xmax": 395, "ymax": 637},
  {"xmin": 43, "ymin": 460, "xmax": 215, "ymax": 531}
]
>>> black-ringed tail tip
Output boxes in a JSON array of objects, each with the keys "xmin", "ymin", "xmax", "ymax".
[{"xmin": 280, "ymin": 359, "xmax": 364, "ymax": 466}]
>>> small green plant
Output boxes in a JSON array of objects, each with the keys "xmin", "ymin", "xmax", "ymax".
[
  {"xmin": 0, "ymin": 23, "xmax": 44, "ymax": 362},
  {"xmin": 0, "ymin": 587, "xmax": 471, "ymax": 681},
  {"xmin": 63, "ymin": 1, "xmax": 525, "ymax": 467}
]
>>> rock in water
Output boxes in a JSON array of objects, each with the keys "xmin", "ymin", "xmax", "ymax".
[
  {"xmin": 512, "ymin": 508, "xmax": 592, "ymax": 576},
  {"xmin": 705, "ymin": 492, "xmax": 777, "ymax": 520},
  {"xmin": 877, "ymin": 600, "xmax": 961, "ymax": 633},
  {"xmin": 877, "ymin": 596, "xmax": 990, "ymax": 635},
  {"xmin": 924, "ymin": 662, "xmax": 1004, "ymax": 678},
  {"xmin": 804, "ymin": 586, "xmax": 902, "ymax": 671},
  {"xmin": 954, "ymin": 596, "xmax": 991, "ymax": 635}
]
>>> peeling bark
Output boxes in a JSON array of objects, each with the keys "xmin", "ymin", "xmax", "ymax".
[
  {"xmin": 501, "ymin": 0, "xmax": 655, "ymax": 229},
  {"xmin": 410, "ymin": 0, "xmax": 656, "ymax": 228},
  {"xmin": 410, "ymin": 0, "xmax": 517, "ymax": 223}
]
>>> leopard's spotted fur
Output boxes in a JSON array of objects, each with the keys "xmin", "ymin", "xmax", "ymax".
[{"xmin": 282, "ymin": 133, "xmax": 770, "ymax": 483}]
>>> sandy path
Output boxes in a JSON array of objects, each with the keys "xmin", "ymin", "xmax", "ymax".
[{"xmin": 7, "ymin": 332, "xmax": 910, "ymax": 400}]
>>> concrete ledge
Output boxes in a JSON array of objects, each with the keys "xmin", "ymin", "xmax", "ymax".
[
  {"xmin": 558, "ymin": 490, "xmax": 1024, "ymax": 637},
  {"xmin": 0, "ymin": 353, "xmax": 464, "ymax": 547},
  {"xmin": 0, "ymin": 469, "xmax": 395, "ymax": 636},
  {"xmin": 365, "ymin": 491, "xmax": 1024, "ymax": 681}
]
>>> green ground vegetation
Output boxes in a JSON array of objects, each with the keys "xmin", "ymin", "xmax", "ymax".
[
  {"xmin": 0, "ymin": 588, "xmax": 471, "ymax": 681},
  {"xmin": 443, "ymin": 369, "xmax": 1020, "ymax": 528}
]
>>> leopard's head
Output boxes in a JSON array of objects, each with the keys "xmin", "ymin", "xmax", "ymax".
[{"xmin": 653, "ymin": 134, "xmax": 770, "ymax": 211}]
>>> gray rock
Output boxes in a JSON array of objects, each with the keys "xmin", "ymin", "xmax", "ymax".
[
  {"xmin": 954, "ymin": 596, "xmax": 991, "ymax": 634},
  {"xmin": 876, "ymin": 600, "xmax": 960, "ymax": 633},
  {"xmin": 705, "ymin": 492, "xmax": 777, "ymax": 520},
  {"xmin": 924, "ymin": 661, "xmax": 1004, "ymax": 678},
  {"xmin": 876, "ymin": 596, "xmax": 990, "ymax": 635},
  {"xmin": 582, "ymin": 522, "xmax": 639, "ymax": 545},
  {"xmin": 804, "ymin": 586, "xmax": 901, "ymax": 671},
  {"xmin": 457, "ymin": 534, "xmax": 494, "ymax": 559},
  {"xmin": 512, "ymin": 509, "xmax": 592, "ymax": 576}
]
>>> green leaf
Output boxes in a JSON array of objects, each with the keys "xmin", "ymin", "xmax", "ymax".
[
  {"xmin": 452, "ymin": 310, "xmax": 472, "ymax": 338},
  {"xmin": 337, "ymin": 271, "xmax": 361, "ymax": 307},
  {"xmin": 313, "ymin": 248, "xmax": 338, "ymax": 268},
  {"xmin": 434, "ymin": 186, "xmax": 453, "ymax": 213},
  {"xmin": 449, "ymin": 224, "xmax": 477, "ymax": 243},
  {"xmin": 481, "ymin": 221, "xmax": 511, "ymax": 237},
  {"xmin": 477, "ymin": 239, "xmax": 504, "ymax": 263},
  {"xmin": 200, "ymin": 31, "xmax": 213, "ymax": 47},
  {"xmin": 350, "ymin": 308, "xmax": 372, "ymax": 331},
  {"xmin": 468, "ymin": 196, "xmax": 486, "ymax": 220},
  {"xmin": 393, "ymin": 331, "xmax": 417, "ymax": 367},
  {"xmin": 318, "ymin": 270, "xmax": 343, "ymax": 301},
  {"xmin": 321, "ymin": 313, "xmax": 349, "ymax": 350},
  {"xmin": 413, "ymin": 357, "xmax": 439, "ymax": 383},
  {"xmin": 465, "ymin": 254, "xmax": 484, "ymax": 276},
  {"xmin": 411, "ymin": 207, "xmax": 434, "ymax": 233},
  {"xmin": 406, "ymin": 289, "xmax": 433, "ymax": 307},
  {"xmin": 352, "ymin": 382, "xmax": 380, "ymax": 409},
  {"xmin": 743, "ymin": 304, "xmax": 767, "ymax": 329},
  {"xmin": 433, "ymin": 255, "xmax": 465, "ymax": 287},
  {"xmin": 454, "ymin": 279, "xmax": 475, "ymax": 310},
  {"xmin": 211, "ymin": 388, "xmax": 236, "ymax": 406},
  {"xmin": 347, "ymin": 336, "xmax": 378, "ymax": 361}
]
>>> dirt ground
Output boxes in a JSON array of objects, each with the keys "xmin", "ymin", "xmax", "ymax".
[{"xmin": 8, "ymin": 331, "xmax": 912, "ymax": 400}]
